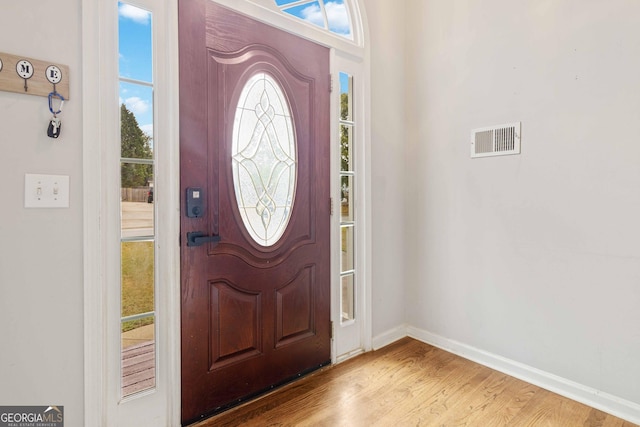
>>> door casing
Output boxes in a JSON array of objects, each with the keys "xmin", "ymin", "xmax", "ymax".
[{"xmin": 82, "ymin": 1, "xmax": 371, "ymax": 426}]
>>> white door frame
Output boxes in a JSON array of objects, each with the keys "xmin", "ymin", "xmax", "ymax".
[{"xmin": 83, "ymin": 1, "xmax": 370, "ymax": 425}]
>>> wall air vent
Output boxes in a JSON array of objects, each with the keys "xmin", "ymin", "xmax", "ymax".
[{"xmin": 471, "ymin": 122, "xmax": 521, "ymax": 158}]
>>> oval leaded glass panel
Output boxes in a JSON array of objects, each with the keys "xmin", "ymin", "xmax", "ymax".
[{"xmin": 232, "ymin": 73, "xmax": 297, "ymax": 247}]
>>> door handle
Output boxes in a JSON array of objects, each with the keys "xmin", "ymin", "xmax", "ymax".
[{"xmin": 187, "ymin": 231, "xmax": 221, "ymax": 247}]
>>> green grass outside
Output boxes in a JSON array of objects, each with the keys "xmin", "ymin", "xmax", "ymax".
[{"xmin": 121, "ymin": 241, "xmax": 155, "ymax": 332}]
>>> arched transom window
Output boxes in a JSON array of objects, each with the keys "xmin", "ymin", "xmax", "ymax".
[{"xmin": 274, "ymin": 0, "xmax": 353, "ymax": 39}]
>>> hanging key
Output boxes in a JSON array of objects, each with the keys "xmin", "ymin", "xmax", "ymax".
[{"xmin": 48, "ymin": 116, "xmax": 61, "ymax": 138}]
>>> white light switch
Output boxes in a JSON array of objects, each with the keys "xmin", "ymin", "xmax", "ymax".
[{"xmin": 25, "ymin": 174, "xmax": 70, "ymax": 208}]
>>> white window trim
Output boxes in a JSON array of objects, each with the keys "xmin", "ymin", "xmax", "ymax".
[
  {"xmin": 331, "ymin": 50, "xmax": 372, "ymax": 361},
  {"xmin": 83, "ymin": 0, "xmax": 369, "ymax": 425},
  {"xmin": 84, "ymin": 0, "xmax": 181, "ymax": 425}
]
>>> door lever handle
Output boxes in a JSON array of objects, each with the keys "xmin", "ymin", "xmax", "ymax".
[{"xmin": 187, "ymin": 231, "xmax": 221, "ymax": 247}]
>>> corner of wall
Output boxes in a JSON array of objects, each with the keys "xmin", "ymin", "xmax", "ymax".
[{"xmin": 372, "ymin": 324, "xmax": 408, "ymax": 350}]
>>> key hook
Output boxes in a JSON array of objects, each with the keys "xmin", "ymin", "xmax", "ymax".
[{"xmin": 48, "ymin": 91, "xmax": 65, "ymax": 116}]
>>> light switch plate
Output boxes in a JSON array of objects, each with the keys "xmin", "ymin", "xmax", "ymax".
[{"xmin": 25, "ymin": 174, "xmax": 70, "ymax": 208}]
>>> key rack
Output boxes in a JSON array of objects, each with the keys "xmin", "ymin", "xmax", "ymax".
[{"xmin": 0, "ymin": 51, "xmax": 70, "ymax": 100}]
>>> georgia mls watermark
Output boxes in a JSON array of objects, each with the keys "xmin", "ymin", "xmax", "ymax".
[{"xmin": 0, "ymin": 406, "xmax": 63, "ymax": 427}]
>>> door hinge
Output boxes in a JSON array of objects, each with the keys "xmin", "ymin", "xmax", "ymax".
[
  {"xmin": 330, "ymin": 321, "xmax": 334, "ymax": 339},
  {"xmin": 329, "ymin": 73, "xmax": 333, "ymax": 93},
  {"xmin": 330, "ymin": 197, "xmax": 334, "ymax": 216}
]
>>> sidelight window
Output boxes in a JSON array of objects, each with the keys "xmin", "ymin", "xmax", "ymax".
[
  {"xmin": 118, "ymin": 1, "xmax": 156, "ymax": 398},
  {"xmin": 339, "ymin": 72, "xmax": 355, "ymax": 323}
]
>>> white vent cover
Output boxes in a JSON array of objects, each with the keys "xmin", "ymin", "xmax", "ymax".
[{"xmin": 471, "ymin": 122, "xmax": 521, "ymax": 158}]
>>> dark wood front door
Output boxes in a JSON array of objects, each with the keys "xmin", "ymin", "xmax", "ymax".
[{"xmin": 179, "ymin": 0, "xmax": 331, "ymax": 423}]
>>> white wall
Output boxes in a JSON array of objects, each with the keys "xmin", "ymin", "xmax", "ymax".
[
  {"xmin": 364, "ymin": 0, "xmax": 408, "ymax": 341},
  {"xmin": 0, "ymin": 1, "xmax": 84, "ymax": 426},
  {"xmin": 405, "ymin": 0, "xmax": 640, "ymax": 411}
]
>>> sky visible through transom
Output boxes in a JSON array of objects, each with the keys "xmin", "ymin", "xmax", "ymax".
[{"xmin": 275, "ymin": 0, "xmax": 352, "ymax": 38}]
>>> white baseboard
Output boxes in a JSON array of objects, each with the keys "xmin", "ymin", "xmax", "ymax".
[
  {"xmin": 406, "ymin": 325, "xmax": 640, "ymax": 426},
  {"xmin": 372, "ymin": 324, "xmax": 408, "ymax": 350},
  {"xmin": 335, "ymin": 348, "xmax": 366, "ymax": 364}
]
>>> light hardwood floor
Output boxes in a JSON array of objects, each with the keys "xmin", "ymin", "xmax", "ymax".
[{"xmin": 193, "ymin": 337, "xmax": 637, "ymax": 427}]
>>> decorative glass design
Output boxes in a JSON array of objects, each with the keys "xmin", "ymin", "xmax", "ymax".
[{"xmin": 232, "ymin": 73, "xmax": 297, "ymax": 247}]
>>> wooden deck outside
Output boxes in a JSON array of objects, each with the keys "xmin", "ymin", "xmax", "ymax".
[{"xmin": 122, "ymin": 340, "xmax": 155, "ymax": 396}]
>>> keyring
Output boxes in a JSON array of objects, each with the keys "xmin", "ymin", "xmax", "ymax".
[{"xmin": 48, "ymin": 91, "xmax": 65, "ymax": 116}]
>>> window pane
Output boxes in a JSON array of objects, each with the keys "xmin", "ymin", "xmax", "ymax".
[
  {"xmin": 340, "ymin": 124, "xmax": 353, "ymax": 171},
  {"xmin": 339, "ymin": 72, "xmax": 353, "ymax": 121},
  {"xmin": 121, "ymin": 240, "xmax": 155, "ymax": 396},
  {"xmin": 325, "ymin": 0, "xmax": 352, "ymax": 38},
  {"xmin": 275, "ymin": 0, "xmax": 353, "ymax": 39},
  {"xmin": 341, "ymin": 274, "xmax": 355, "ymax": 322},
  {"xmin": 121, "ymin": 241, "xmax": 155, "ymax": 322},
  {"xmin": 118, "ymin": 3, "xmax": 152, "ymax": 82},
  {"xmin": 341, "ymin": 225, "xmax": 354, "ymax": 272},
  {"xmin": 120, "ymin": 82, "xmax": 154, "ymax": 159},
  {"xmin": 122, "ymin": 317, "xmax": 156, "ymax": 396},
  {"xmin": 340, "ymin": 175, "xmax": 353, "ymax": 222},
  {"xmin": 283, "ymin": 2, "xmax": 325, "ymax": 29},
  {"xmin": 121, "ymin": 169, "xmax": 154, "ymax": 238}
]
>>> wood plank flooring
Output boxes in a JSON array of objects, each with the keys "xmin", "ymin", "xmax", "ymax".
[{"xmin": 193, "ymin": 338, "xmax": 637, "ymax": 427}]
